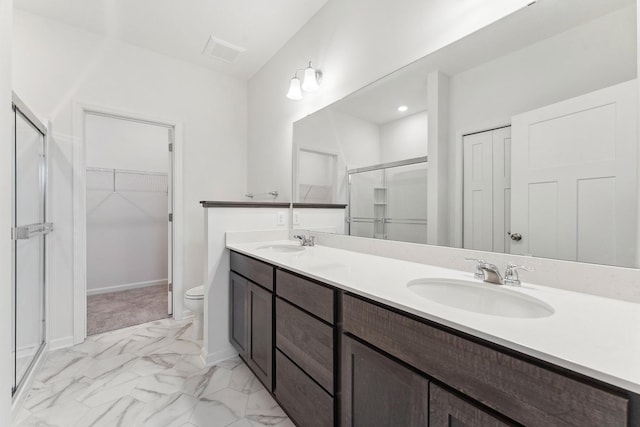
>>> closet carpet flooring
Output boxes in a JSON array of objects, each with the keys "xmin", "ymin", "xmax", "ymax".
[{"xmin": 87, "ymin": 284, "xmax": 169, "ymax": 335}]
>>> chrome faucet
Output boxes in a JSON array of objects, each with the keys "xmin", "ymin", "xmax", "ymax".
[
  {"xmin": 466, "ymin": 258, "xmax": 533, "ymax": 286},
  {"xmin": 503, "ymin": 263, "xmax": 534, "ymax": 287},
  {"xmin": 478, "ymin": 262, "xmax": 503, "ymax": 285},
  {"xmin": 293, "ymin": 234, "xmax": 315, "ymax": 247}
]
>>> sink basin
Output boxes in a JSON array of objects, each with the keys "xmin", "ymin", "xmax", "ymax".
[
  {"xmin": 407, "ymin": 278, "xmax": 554, "ymax": 318},
  {"xmin": 256, "ymin": 244, "xmax": 305, "ymax": 253}
]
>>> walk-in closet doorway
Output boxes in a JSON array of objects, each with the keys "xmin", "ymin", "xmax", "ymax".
[{"xmin": 72, "ymin": 105, "xmax": 184, "ymax": 342}]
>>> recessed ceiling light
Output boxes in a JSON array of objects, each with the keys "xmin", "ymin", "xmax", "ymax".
[{"xmin": 397, "ymin": 105, "xmax": 408, "ymax": 112}]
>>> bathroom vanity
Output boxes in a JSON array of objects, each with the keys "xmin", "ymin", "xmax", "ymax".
[{"xmin": 226, "ymin": 243, "xmax": 639, "ymax": 427}]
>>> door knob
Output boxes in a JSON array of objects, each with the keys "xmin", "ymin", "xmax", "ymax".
[{"xmin": 508, "ymin": 232, "xmax": 522, "ymax": 241}]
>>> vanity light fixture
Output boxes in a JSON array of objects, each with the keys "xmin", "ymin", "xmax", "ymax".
[
  {"xmin": 286, "ymin": 75, "xmax": 303, "ymax": 100},
  {"xmin": 397, "ymin": 105, "xmax": 408, "ymax": 112},
  {"xmin": 286, "ymin": 61, "xmax": 322, "ymax": 100}
]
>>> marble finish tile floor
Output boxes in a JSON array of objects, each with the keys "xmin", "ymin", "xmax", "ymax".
[{"xmin": 15, "ymin": 318, "xmax": 294, "ymax": 427}]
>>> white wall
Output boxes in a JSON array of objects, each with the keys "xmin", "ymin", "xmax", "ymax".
[
  {"xmin": 204, "ymin": 209, "xmax": 290, "ymax": 365},
  {"xmin": 12, "ymin": 10, "xmax": 247, "ymax": 344},
  {"xmin": 379, "ymin": 111, "xmax": 428, "ymax": 163},
  {"xmin": 247, "ymin": 0, "xmax": 532, "ymax": 201},
  {"xmin": 85, "ymin": 114, "xmax": 169, "ymax": 294},
  {"xmin": 0, "ymin": 0, "xmax": 13, "ymax": 422},
  {"xmin": 85, "ymin": 114, "xmax": 169, "ymax": 172},
  {"xmin": 448, "ymin": 6, "xmax": 636, "ymax": 138}
]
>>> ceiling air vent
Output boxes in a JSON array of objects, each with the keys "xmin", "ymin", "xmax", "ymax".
[{"xmin": 202, "ymin": 36, "xmax": 246, "ymax": 63}]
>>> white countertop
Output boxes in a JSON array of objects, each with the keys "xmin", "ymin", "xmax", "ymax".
[{"xmin": 226, "ymin": 239, "xmax": 640, "ymax": 394}]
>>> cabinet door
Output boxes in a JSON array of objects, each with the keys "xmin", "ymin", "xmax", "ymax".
[
  {"xmin": 247, "ymin": 282, "xmax": 273, "ymax": 391},
  {"xmin": 342, "ymin": 335, "xmax": 429, "ymax": 427},
  {"xmin": 229, "ymin": 272, "xmax": 248, "ymax": 358},
  {"xmin": 430, "ymin": 384, "xmax": 514, "ymax": 427}
]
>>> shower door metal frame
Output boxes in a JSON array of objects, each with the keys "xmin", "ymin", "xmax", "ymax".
[
  {"xmin": 11, "ymin": 93, "xmax": 49, "ymax": 397},
  {"xmin": 346, "ymin": 156, "xmax": 428, "ymax": 238}
]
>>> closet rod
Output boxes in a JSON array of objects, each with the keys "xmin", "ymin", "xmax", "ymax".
[{"xmin": 86, "ymin": 167, "xmax": 167, "ymax": 176}]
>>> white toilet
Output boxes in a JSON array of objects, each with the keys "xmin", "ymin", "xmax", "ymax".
[{"xmin": 183, "ymin": 285, "xmax": 204, "ymax": 340}]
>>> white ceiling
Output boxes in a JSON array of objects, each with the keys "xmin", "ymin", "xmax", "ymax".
[{"xmin": 14, "ymin": 0, "xmax": 328, "ymax": 79}]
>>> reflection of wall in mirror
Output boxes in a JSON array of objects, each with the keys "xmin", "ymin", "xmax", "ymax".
[
  {"xmin": 293, "ymin": 108, "xmax": 379, "ymax": 204},
  {"xmin": 449, "ymin": 6, "xmax": 636, "ymax": 136},
  {"xmin": 380, "ymin": 112, "xmax": 428, "ymax": 163},
  {"xmin": 298, "ymin": 149, "xmax": 337, "ymax": 203},
  {"xmin": 451, "ymin": 5, "xmax": 637, "ymax": 252},
  {"xmin": 295, "ymin": 105, "xmax": 429, "ymax": 206}
]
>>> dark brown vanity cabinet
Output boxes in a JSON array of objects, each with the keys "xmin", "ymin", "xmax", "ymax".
[
  {"xmin": 274, "ymin": 269, "xmax": 336, "ymax": 427},
  {"xmin": 342, "ymin": 294, "xmax": 629, "ymax": 427},
  {"xmin": 246, "ymin": 281, "xmax": 273, "ymax": 389},
  {"xmin": 341, "ymin": 335, "xmax": 429, "ymax": 426},
  {"xmin": 229, "ymin": 271, "xmax": 248, "ymax": 358},
  {"xmin": 429, "ymin": 384, "xmax": 513, "ymax": 427},
  {"xmin": 230, "ymin": 252, "xmax": 274, "ymax": 391},
  {"xmin": 230, "ymin": 252, "xmax": 635, "ymax": 427}
]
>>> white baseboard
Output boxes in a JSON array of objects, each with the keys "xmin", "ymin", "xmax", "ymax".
[
  {"xmin": 87, "ymin": 279, "xmax": 168, "ymax": 296},
  {"xmin": 201, "ymin": 345, "xmax": 237, "ymax": 367},
  {"xmin": 15, "ymin": 344, "xmax": 39, "ymax": 360},
  {"xmin": 49, "ymin": 336, "xmax": 75, "ymax": 351}
]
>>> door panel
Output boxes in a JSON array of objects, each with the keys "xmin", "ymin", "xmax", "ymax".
[
  {"xmin": 463, "ymin": 132, "xmax": 492, "ymax": 251},
  {"xmin": 492, "ymin": 128, "xmax": 511, "ymax": 254},
  {"xmin": 511, "ymin": 80, "xmax": 638, "ymax": 266},
  {"xmin": 248, "ymin": 282, "xmax": 273, "ymax": 391},
  {"xmin": 341, "ymin": 335, "xmax": 429, "ymax": 426},
  {"xmin": 230, "ymin": 272, "xmax": 248, "ymax": 358}
]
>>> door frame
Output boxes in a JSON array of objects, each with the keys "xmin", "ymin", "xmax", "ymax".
[{"xmin": 72, "ymin": 102, "xmax": 184, "ymax": 344}]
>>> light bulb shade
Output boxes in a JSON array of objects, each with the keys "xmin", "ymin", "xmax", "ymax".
[
  {"xmin": 286, "ymin": 77, "xmax": 303, "ymax": 100},
  {"xmin": 302, "ymin": 66, "xmax": 320, "ymax": 92}
]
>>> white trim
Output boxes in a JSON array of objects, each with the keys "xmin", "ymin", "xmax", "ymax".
[
  {"xmin": 11, "ymin": 343, "xmax": 48, "ymax": 420},
  {"xmin": 72, "ymin": 102, "xmax": 185, "ymax": 345},
  {"xmin": 200, "ymin": 345, "xmax": 237, "ymax": 367},
  {"xmin": 86, "ymin": 279, "xmax": 168, "ymax": 296},
  {"xmin": 48, "ymin": 336, "xmax": 75, "ymax": 351}
]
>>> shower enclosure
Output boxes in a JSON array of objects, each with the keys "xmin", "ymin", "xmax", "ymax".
[
  {"xmin": 348, "ymin": 157, "xmax": 428, "ymax": 244},
  {"xmin": 11, "ymin": 94, "xmax": 49, "ymax": 396}
]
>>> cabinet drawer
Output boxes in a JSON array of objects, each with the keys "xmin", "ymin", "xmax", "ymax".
[
  {"xmin": 276, "ymin": 298, "xmax": 334, "ymax": 393},
  {"xmin": 230, "ymin": 251, "xmax": 273, "ymax": 291},
  {"xmin": 275, "ymin": 350, "xmax": 333, "ymax": 427},
  {"xmin": 343, "ymin": 294, "xmax": 628, "ymax": 427},
  {"xmin": 276, "ymin": 269, "xmax": 334, "ymax": 323}
]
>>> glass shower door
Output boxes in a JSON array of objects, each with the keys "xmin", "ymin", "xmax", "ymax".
[
  {"xmin": 348, "ymin": 169, "xmax": 385, "ymax": 238},
  {"xmin": 12, "ymin": 104, "xmax": 48, "ymax": 395}
]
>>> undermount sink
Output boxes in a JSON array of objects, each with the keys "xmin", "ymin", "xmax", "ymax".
[
  {"xmin": 407, "ymin": 278, "xmax": 554, "ymax": 319},
  {"xmin": 256, "ymin": 244, "xmax": 305, "ymax": 253}
]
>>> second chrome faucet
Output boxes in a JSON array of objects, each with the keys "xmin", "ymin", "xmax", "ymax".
[{"xmin": 293, "ymin": 234, "xmax": 316, "ymax": 247}]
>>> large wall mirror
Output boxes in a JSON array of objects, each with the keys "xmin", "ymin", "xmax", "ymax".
[{"xmin": 292, "ymin": 0, "xmax": 638, "ymax": 268}]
